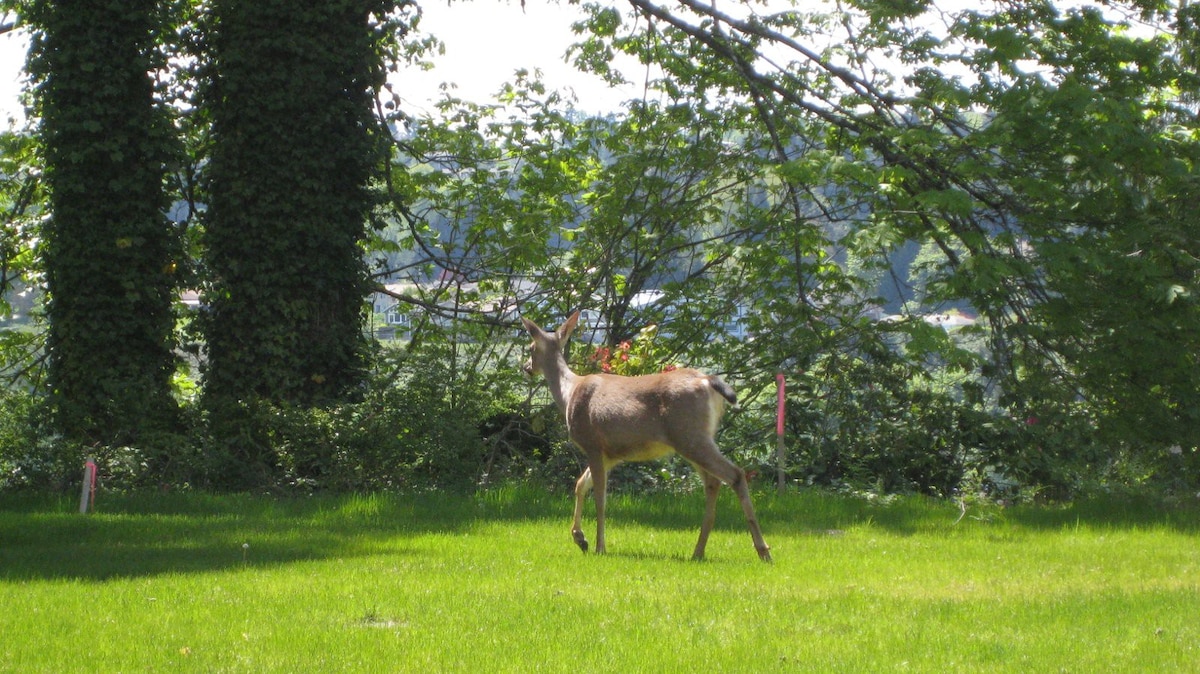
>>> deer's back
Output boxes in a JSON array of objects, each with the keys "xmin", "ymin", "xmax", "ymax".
[{"xmin": 565, "ymin": 368, "xmax": 729, "ymax": 461}]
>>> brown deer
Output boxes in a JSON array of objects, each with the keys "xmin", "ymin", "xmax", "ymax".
[{"xmin": 521, "ymin": 311, "xmax": 771, "ymax": 562}]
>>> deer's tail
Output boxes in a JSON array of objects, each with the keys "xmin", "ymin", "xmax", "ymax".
[{"xmin": 708, "ymin": 376, "xmax": 738, "ymax": 409}]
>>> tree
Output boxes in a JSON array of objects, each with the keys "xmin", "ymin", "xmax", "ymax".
[
  {"xmin": 386, "ymin": 0, "xmax": 1198, "ymax": 492},
  {"xmin": 197, "ymin": 0, "xmax": 406, "ymax": 484},
  {"xmin": 2, "ymin": 0, "xmax": 1195, "ymax": 494},
  {"xmin": 24, "ymin": 0, "xmax": 181, "ymax": 448},
  {"xmin": 564, "ymin": 0, "xmax": 1200, "ymax": 464}
]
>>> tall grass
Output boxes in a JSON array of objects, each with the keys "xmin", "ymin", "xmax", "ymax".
[{"xmin": 1, "ymin": 488, "xmax": 1197, "ymax": 672}]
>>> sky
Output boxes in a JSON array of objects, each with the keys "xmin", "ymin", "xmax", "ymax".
[
  {"xmin": 0, "ymin": 1, "xmax": 1165, "ymax": 127},
  {"xmin": 0, "ymin": 1, "xmax": 633, "ymax": 127},
  {"xmin": 401, "ymin": 0, "xmax": 639, "ymax": 114},
  {"xmin": 0, "ymin": 27, "xmax": 24, "ymax": 125}
]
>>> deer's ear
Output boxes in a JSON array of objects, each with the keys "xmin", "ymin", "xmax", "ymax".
[
  {"xmin": 559, "ymin": 311, "xmax": 581, "ymax": 340},
  {"xmin": 520, "ymin": 316, "xmax": 541, "ymax": 337}
]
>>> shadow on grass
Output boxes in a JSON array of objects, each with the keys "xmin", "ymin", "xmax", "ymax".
[
  {"xmin": 773, "ymin": 490, "xmax": 1200, "ymax": 537},
  {"xmin": 598, "ymin": 488, "xmax": 1200, "ymax": 539},
  {"xmin": 0, "ymin": 489, "xmax": 565, "ymax": 582},
  {"xmin": 2, "ymin": 486, "xmax": 1197, "ymax": 581}
]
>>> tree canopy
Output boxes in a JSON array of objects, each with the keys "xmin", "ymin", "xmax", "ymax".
[{"xmin": 0, "ymin": 0, "xmax": 1196, "ymax": 494}]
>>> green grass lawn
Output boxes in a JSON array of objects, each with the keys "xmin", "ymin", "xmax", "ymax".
[{"xmin": 1, "ymin": 487, "xmax": 1197, "ymax": 672}]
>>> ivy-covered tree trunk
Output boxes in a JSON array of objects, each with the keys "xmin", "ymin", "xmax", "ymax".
[
  {"xmin": 29, "ymin": 0, "xmax": 179, "ymax": 448},
  {"xmin": 201, "ymin": 0, "xmax": 387, "ymax": 483}
]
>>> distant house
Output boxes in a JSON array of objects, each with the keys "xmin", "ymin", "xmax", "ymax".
[
  {"xmin": 721, "ymin": 302, "xmax": 752, "ymax": 340},
  {"xmin": 371, "ymin": 282, "xmax": 418, "ymax": 331},
  {"xmin": 880, "ymin": 310, "xmax": 977, "ymax": 330},
  {"xmin": 179, "ymin": 290, "xmax": 202, "ymax": 310},
  {"xmin": 923, "ymin": 312, "xmax": 977, "ymax": 330},
  {"xmin": 631, "ymin": 289, "xmax": 666, "ymax": 308},
  {"xmin": 575, "ymin": 290, "xmax": 669, "ymax": 343},
  {"xmin": 369, "ymin": 277, "xmax": 530, "ymax": 340},
  {"xmin": 576, "ymin": 308, "xmax": 607, "ymax": 343},
  {"xmin": 576, "ymin": 290, "xmax": 753, "ymax": 343}
]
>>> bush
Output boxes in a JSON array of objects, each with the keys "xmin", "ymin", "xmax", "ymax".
[
  {"xmin": 197, "ymin": 347, "xmax": 481, "ymax": 492},
  {"xmin": 0, "ymin": 391, "xmax": 74, "ymax": 491},
  {"xmin": 4, "ymin": 331, "xmax": 1195, "ymax": 499},
  {"xmin": 716, "ymin": 360, "xmax": 974, "ymax": 496}
]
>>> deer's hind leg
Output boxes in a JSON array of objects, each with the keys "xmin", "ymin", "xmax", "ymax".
[
  {"xmin": 688, "ymin": 442, "xmax": 772, "ymax": 562},
  {"xmin": 693, "ymin": 469, "xmax": 723, "ymax": 561}
]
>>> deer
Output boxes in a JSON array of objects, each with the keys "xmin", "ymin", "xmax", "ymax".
[{"xmin": 521, "ymin": 311, "xmax": 771, "ymax": 562}]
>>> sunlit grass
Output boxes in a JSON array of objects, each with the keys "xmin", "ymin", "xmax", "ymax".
[{"xmin": 1, "ymin": 488, "xmax": 1197, "ymax": 672}]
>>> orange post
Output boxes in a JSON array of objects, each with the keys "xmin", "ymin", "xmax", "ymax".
[{"xmin": 776, "ymin": 374, "xmax": 786, "ymax": 494}]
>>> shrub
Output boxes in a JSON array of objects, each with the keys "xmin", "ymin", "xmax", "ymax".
[{"xmin": 0, "ymin": 390, "xmax": 76, "ymax": 491}]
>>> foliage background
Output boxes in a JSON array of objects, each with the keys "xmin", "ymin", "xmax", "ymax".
[{"xmin": 0, "ymin": 0, "xmax": 1197, "ymax": 499}]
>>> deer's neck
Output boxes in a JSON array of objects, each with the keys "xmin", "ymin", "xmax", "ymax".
[{"xmin": 541, "ymin": 353, "xmax": 579, "ymax": 416}]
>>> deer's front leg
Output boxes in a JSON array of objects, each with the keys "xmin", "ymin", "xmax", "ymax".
[{"xmin": 572, "ymin": 467, "xmax": 593, "ymax": 553}]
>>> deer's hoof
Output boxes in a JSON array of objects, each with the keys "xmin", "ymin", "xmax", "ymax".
[
  {"xmin": 758, "ymin": 546, "xmax": 773, "ymax": 563},
  {"xmin": 573, "ymin": 530, "xmax": 588, "ymax": 553}
]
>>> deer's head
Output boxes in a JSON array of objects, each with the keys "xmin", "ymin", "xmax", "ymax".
[{"xmin": 520, "ymin": 311, "xmax": 580, "ymax": 377}]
